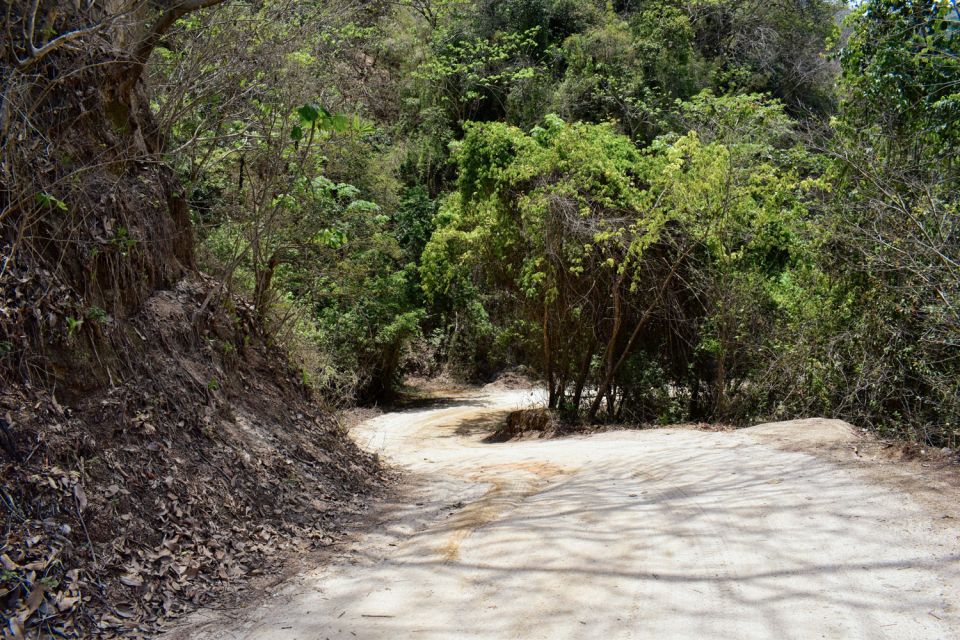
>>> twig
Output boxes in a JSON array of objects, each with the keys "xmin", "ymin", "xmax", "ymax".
[{"xmin": 74, "ymin": 493, "xmax": 98, "ymax": 568}]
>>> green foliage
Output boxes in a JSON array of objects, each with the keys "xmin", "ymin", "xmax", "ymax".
[
  {"xmin": 801, "ymin": 0, "xmax": 960, "ymax": 443},
  {"xmin": 35, "ymin": 192, "xmax": 67, "ymax": 211},
  {"xmin": 395, "ymin": 186, "xmax": 438, "ymax": 263},
  {"xmin": 158, "ymin": 5, "xmax": 428, "ymax": 401},
  {"xmin": 424, "ymin": 114, "xmax": 657, "ymax": 308},
  {"xmin": 554, "ymin": 2, "xmax": 697, "ymax": 139},
  {"xmin": 86, "ymin": 306, "xmax": 108, "ymax": 325},
  {"xmin": 294, "ymin": 103, "xmax": 374, "ymax": 139},
  {"xmin": 839, "ymin": 0, "xmax": 960, "ymax": 153},
  {"xmin": 685, "ymin": 0, "xmax": 842, "ymax": 113},
  {"xmin": 425, "ymin": 101, "xmax": 814, "ymax": 417},
  {"xmin": 145, "ymin": 0, "xmax": 956, "ymax": 442},
  {"xmin": 65, "ymin": 316, "xmax": 83, "ymax": 338},
  {"xmin": 111, "ymin": 226, "xmax": 137, "ymax": 256},
  {"xmin": 414, "ymin": 26, "xmax": 543, "ymax": 124}
]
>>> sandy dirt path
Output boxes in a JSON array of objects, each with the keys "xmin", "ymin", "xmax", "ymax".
[{"xmin": 170, "ymin": 388, "xmax": 960, "ymax": 639}]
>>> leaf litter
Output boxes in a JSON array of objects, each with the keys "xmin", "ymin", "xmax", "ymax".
[{"xmin": 1, "ymin": 278, "xmax": 385, "ymax": 638}]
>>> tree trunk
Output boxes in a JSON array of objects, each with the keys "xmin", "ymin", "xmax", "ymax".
[
  {"xmin": 543, "ymin": 302, "xmax": 557, "ymax": 408},
  {"xmin": 253, "ymin": 254, "xmax": 279, "ymax": 321},
  {"xmin": 587, "ymin": 252, "xmax": 689, "ymax": 422},
  {"xmin": 713, "ymin": 352, "xmax": 727, "ymax": 416},
  {"xmin": 0, "ymin": 0, "xmax": 223, "ymax": 389},
  {"xmin": 571, "ymin": 342, "xmax": 594, "ymax": 412}
]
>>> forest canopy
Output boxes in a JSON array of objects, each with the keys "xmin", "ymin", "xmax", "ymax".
[{"xmin": 2, "ymin": 0, "xmax": 958, "ymax": 445}]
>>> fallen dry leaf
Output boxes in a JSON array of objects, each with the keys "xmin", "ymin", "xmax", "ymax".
[
  {"xmin": 120, "ymin": 574, "xmax": 144, "ymax": 588},
  {"xmin": 23, "ymin": 584, "xmax": 46, "ymax": 618},
  {"xmin": 74, "ymin": 483, "xmax": 88, "ymax": 512}
]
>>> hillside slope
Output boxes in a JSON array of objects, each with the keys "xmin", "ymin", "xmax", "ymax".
[
  {"xmin": 1, "ymin": 276, "xmax": 382, "ymax": 637},
  {"xmin": 0, "ymin": 10, "xmax": 382, "ymax": 636}
]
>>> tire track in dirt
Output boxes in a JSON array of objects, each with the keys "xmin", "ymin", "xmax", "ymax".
[{"xmin": 166, "ymin": 389, "xmax": 960, "ymax": 640}]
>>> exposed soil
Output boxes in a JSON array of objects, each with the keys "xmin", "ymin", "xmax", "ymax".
[
  {"xmin": 167, "ymin": 388, "xmax": 960, "ymax": 640},
  {"xmin": 745, "ymin": 418, "xmax": 960, "ymax": 535},
  {"xmin": 0, "ymin": 277, "xmax": 383, "ymax": 638}
]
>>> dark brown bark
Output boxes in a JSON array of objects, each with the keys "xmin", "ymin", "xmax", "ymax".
[
  {"xmin": 587, "ymin": 250, "xmax": 691, "ymax": 422},
  {"xmin": 543, "ymin": 302, "xmax": 556, "ymax": 408},
  {"xmin": 253, "ymin": 254, "xmax": 279, "ymax": 320},
  {"xmin": 571, "ymin": 341, "xmax": 594, "ymax": 411}
]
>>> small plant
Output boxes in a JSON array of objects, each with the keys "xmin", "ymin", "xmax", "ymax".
[
  {"xmin": 206, "ymin": 378, "xmax": 219, "ymax": 391},
  {"xmin": 86, "ymin": 305, "xmax": 108, "ymax": 324},
  {"xmin": 300, "ymin": 366, "xmax": 313, "ymax": 388},
  {"xmin": 111, "ymin": 226, "xmax": 137, "ymax": 256},
  {"xmin": 35, "ymin": 192, "xmax": 67, "ymax": 211},
  {"xmin": 39, "ymin": 576, "xmax": 60, "ymax": 590},
  {"xmin": 66, "ymin": 316, "xmax": 84, "ymax": 337}
]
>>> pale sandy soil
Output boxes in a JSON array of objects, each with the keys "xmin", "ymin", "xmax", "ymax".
[{"xmin": 166, "ymin": 388, "xmax": 960, "ymax": 640}]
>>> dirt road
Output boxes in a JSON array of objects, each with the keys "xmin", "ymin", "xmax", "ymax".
[{"xmin": 172, "ymin": 389, "xmax": 960, "ymax": 639}]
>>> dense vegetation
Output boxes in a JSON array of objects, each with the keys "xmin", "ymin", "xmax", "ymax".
[{"xmin": 3, "ymin": 0, "xmax": 958, "ymax": 445}]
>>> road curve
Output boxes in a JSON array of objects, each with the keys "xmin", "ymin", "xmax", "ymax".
[{"xmin": 173, "ymin": 389, "xmax": 960, "ymax": 640}]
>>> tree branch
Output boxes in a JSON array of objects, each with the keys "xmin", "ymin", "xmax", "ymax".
[
  {"xmin": 133, "ymin": 0, "xmax": 229, "ymax": 67},
  {"xmin": 16, "ymin": 21, "xmax": 109, "ymax": 70}
]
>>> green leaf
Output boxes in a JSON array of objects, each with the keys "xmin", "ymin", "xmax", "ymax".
[
  {"xmin": 297, "ymin": 104, "xmax": 320, "ymax": 124},
  {"xmin": 329, "ymin": 113, "xmax": 351, "ymax": 133},
  {"xmin": 36, "ymin": 192, "xmax": 67, "ymax": 211},
  {"xmin": 347, "ymin": 199, "xmax": 380, "ymax": 213},
  {"xmin": 314, "ymin": 228, "xmax": 348, "ymax": 248}
]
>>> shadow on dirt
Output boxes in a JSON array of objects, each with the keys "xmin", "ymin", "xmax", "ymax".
[{"xmin": 304, "ymin": 441, "xmax": 960, "ymax": 638}]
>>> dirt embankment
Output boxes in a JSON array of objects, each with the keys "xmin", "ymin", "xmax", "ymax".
[{"xmin": 1, "ymin": 277, "xmax": 384, "ymax": 638}]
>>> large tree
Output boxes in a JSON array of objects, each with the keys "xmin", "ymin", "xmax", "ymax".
[
  {"xmin": 2, "ymin": 0, "xmax": 229, "ymax": 383},
  {"xmin": 423, "ymin": 96, "xmax": 812, "ymax": 421}
]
